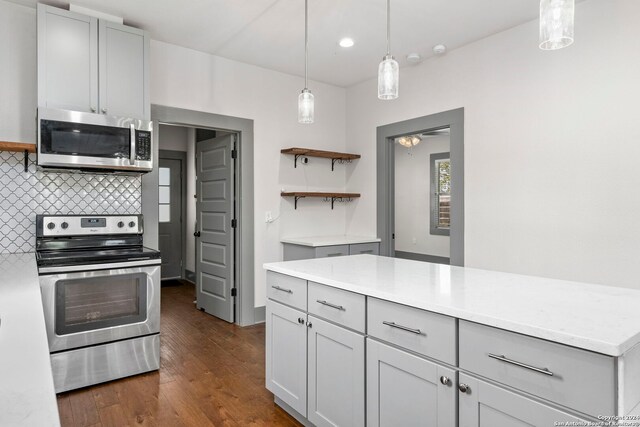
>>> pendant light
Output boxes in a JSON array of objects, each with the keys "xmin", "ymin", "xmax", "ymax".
[
  {"xmin": 378, "ymin": 0, "xmax": 398, "ymax": 100},
  {"xmin": 539, "ymin": 0, "xmax": 575, "ymax": 50},
  {"xmin": 298, "ymin": 0, "xmax": 314, "ymax": 123}
]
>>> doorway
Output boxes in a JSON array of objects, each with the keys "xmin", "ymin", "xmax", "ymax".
[
  {"xmin": 158, "ymin": 150, "xmax": 186, "ymax": 279},
  {"xmin": 376, "ymin": 108, "xmax": 464, "ymax": 266},
  {"xmin": 143, "ymin": 105, "xmax": 256, "ymax": 326},
  {"xmin": 393, "ymin": 129, "xmax": 451, "ymax": 264}
]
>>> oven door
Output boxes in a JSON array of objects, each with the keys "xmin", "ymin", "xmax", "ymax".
[
  {"xmin": 39, "ymin": 264, "xmax": 160, "ymax": 353},
  {"xmin": 37, "ymin": 107, "xmax": 152, "ymax": 172}
]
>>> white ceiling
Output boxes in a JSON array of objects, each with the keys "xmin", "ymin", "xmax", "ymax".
[{"xmin": 12, "ymin": 0, "xmax": 542, "ymax": 87}]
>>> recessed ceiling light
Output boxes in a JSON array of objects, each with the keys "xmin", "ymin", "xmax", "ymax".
[
  {"xmin": 433, "ymin": 44, "xmax": 447, "ymax": 55},
  {"xmin": 406, "ymin": 53, "xmax": 422, "ymax": 64},
  {"xmin": 339, "ymin": 38, "xmax": 354, "ymax": 48}
]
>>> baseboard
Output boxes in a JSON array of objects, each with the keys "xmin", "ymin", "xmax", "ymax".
[
  {"xmin": 394, "ymin": 251, "xmax": 450, "ymax": 265},
  {"xmin": 184, "ymin": 269, "xmax": 196, "ymax": 283},
  {"xmin": 254, "ymin": 306, "xmax": 266, "ymax": 324}
]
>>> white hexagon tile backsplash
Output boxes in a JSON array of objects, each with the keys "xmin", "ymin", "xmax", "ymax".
[{"xmin": 0, "ymin": 151, "xmax": 141, "ymax": 253}]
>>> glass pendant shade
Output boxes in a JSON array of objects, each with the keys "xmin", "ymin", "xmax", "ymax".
[
  {"xmin": 539, "ymin": 0, "xmax": 574, "ymax": 50},
  {"xmin": 298, "ymin": 89, "xmax": 314, "ymax": 124},
  {"xmin": 378, "ymin": 54, "xmax": 399, "ymax": 100},
  {"xmin": 397, "ymin": 135, "xmax": 421, "ymax": 148}
]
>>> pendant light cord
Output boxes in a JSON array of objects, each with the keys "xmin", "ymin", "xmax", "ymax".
[
  {"xmin": 386, "ymin": 0, "xmax": 391, "ymax": 55},
  {"xmin": 305, "ymin": 0, "xmax": 309, "ymax": 89}
]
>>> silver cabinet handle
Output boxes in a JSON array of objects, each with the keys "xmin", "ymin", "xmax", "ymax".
[
  {"xmin": 129, "ymin": 124, "xmax": 136, "ymax": 165},
  {"xmin": 458, "ymin": 383, "xmax": 470, "ymax": 393},
  {"xmin": 102, "ymin": 108, "xmax": 108, "ymax": 114},
  {"xmin": 271, "ymin": 285, "xmax": 293, "ymax": 294},
  {"xmin": 440, "ymin": 376, "xmax": 450, "ymax": 386},
  {"xmin": 382, "ymin": 321, "xmax": 423, "ymax": 335},
  {"xmin": 488, "ymin": 353, "xmax": 554, "ymax": 377},
  {"xmin": 90, "ymin": 107, "xmax": 96, "ymax": 113},
  {"xmin": 316, "ymin": 300, "xmax": 345, "ymax": 311}
]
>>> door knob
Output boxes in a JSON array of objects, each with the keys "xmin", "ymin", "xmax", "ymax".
[
  {"xmin": 458, "ymin": 383, "xmax": 470, "ymax": 394},
  {"xmin": 194, "ymin": 231, "xmax": 201, "ymax": 237}
]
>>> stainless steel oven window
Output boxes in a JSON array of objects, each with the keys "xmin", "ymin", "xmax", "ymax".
[{"xmin": 55, "ymin": 273, "xmax": 148, "ymax": 335}]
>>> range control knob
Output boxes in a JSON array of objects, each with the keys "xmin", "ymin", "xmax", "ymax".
[
  {"xmin": 117, "ymin": 221, "xmax": 125, "ymax": 228},
  {"xmin": 46, "ymin": 222, "xmax": 56, "ymax": 230},
  {"xmin": 129, "ymin": 221, "xmax": 136, "ymax": 228},
  {"xmin": 60, "ymin": 222, "xmax": 69, "ymax": 229}
]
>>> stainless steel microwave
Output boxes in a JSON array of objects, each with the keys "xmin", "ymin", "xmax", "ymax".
[{"xmin": 37, "ymin": 108, "xmax": 153, "ymax": 173}]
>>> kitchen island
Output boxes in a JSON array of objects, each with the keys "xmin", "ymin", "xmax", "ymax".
[
  {"xmin": 0, "ymin": 253, "xmax": 60, "ymax": 427},
  {"xmin": 264, "ymin": 254, "xmax": 640, "ymax": 426}
]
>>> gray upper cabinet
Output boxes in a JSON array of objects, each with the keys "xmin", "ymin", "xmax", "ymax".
[
  {"xmin": 98, "ymin": 21, "xmax": 149, "ymax": 119},
  {"xmin": 38, "ymin": 5, "xmax": 98, "ymax": 113},
  {"xmin": 38, "ymin": 4, "xmax": 150, "ymax": 120}
]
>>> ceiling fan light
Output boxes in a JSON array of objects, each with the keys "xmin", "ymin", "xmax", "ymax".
[
  {"xmin": 539, "ymin": 0, "xmax": 574, "ymax": 50},
  {"xmin": 378, "ymin": 54, "xmax": 399, "ymax": 100},
  {"xmin": 298, "ymin": 88, "xmax": 314, "ymax": 124}
]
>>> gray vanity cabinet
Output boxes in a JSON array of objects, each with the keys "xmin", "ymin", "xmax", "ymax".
[
  {"xmin": 458, "ymin": 373, "xmax": 587, "ymax": 427},
  {"xmin": 38, "ymin": 4, "xmax": 150, "ymax": 120},
  {"xmin": 367, "ymin": 339, "xmax": 457, "ymax": 427}
]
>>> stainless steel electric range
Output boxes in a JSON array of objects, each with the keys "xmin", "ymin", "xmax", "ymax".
[{"xmin": 36, "ymin": 214, "xmax": 161, "ymax": 393}]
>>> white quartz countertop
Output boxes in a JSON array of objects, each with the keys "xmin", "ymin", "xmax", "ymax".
[
  {"xmin": 264, "ymin": 255, "xmax": 640, "ymax": 357},
  {"xmin": 280, "ymin": 235, "xmax": 381, "ymax": 247},
  {"xmin": 0, "ymin": 253, "xmax": 60, "ymax": 427}
]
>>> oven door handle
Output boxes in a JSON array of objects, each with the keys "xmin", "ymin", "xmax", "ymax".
[{"xmin": 130, "ymin": 124, "xmax": 136, "ymax": 165}]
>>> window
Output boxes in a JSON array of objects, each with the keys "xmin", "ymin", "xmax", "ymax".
[
  {"xmin": 430, "ymin": 153, "xmax": 450, "ymax": 235},
  {"xmin": 158, "ymin": 167, "xmax": 171, "ymax": 223}
]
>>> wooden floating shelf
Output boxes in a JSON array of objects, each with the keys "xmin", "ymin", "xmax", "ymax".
[
  {"xmin": 281, "ymin": 192, "xmax": 361, "ymax": 210},
  {"xmin": 281, "ymin": 147, "xmax": 361, "ymax": 170},
  {"xmin": 0, "ymin": 141, "xmax": 36, "ymax": 153},
  {"xmin": 0, "ymin": 141, "xmax": 36, "ymax": 172}
]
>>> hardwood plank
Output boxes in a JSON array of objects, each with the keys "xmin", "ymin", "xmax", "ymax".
[
  {"xmin": 69, "ymin": 389, "xmax": 100, "ymax": 427},
  {"xmin": 57, "ymin": 394, "xmax": 74, "ymax": 427},
  {"xmin": 92, "ymin": 384, "xmax": 119, "ymax": 409},
  {"xmin": 98, "ymin": 404, "xmax": 129, "ymax": 427}
]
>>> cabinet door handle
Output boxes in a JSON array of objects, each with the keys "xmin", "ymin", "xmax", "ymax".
[
  {"xmin": 458, "ymin": 383, "xmax": 470, "ymax": 393},
  {"xmin": 382, "ymin": 321, "xmax": 423, "ymax": 335},
  {"xmin": 102, "ymin": 108, "xmax": 108, "ymax": 114},
  {"xmin": 440, "ymin": 376, "xmax": 451, "ymax": 386},
  {"xmin": 488, "ymin": 353, "xmax": 554, "ymax": 377},
  {"xmin": 90, "ymin": 107, "xmax": 96, "ymax": 113},
  {"xmin": 271, "ymin": 285, "xmax": 293, "ymax": 294},
  {"xmin": 316, "ymin": 300, "xmax": 345, "ymax": 311}
]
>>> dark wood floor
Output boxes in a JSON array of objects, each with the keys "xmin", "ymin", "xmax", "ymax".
[{"xmin": 56, "ymin": 281, "xmax": 301, "ymax": 426}]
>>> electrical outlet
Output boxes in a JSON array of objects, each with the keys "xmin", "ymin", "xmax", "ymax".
[{"xmin": 265, "ymin": 211, "xmax": 273, "ymax": 223}]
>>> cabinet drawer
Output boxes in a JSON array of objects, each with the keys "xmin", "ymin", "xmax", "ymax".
[
  {"xmin": 315, "ymin": 245, "xmax": 349, "ymax": 258},
  {"xmin": 459, "ymin": 320, "xmax": 615, "ymax": 417},
  {"xmin": 308, "ymin": 282, "xmax": 365, "ymax": 333},
  {"xmin": 266, "ymin": 271, "xmax": 307, "ymax": 311},
  {"xmin": 349, "ymin": 243, "xmax": 379, "ymax": 256},
  {"xmin": 367, "ymin": 298, "xmax": 456, "ymax": 364}
]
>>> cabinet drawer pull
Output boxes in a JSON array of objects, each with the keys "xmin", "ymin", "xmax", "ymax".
[
  {"xmin": 271, "ymin": 285, "xmax": 293, "ymax": 294},
  {"xmin": 488, "ymin": 353, "xmax": 554, "ymax": 377},
  {"xmin": 316, "ymin": 300, "xmax": 345, "ymax": 311},
  {"xmin": 382, "ymin": 321, "xmax": 423, "ymax": 335}
]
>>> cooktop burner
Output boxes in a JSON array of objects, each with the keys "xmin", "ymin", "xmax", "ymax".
[
  {"xmin": 35, "ymin": 214, "xmax": 161, "ymax": 269},
  {"xmin": 36, "ymin": 246, "xmax": 161, "ymax": 267}
]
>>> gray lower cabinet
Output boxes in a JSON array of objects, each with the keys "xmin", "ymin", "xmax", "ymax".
[
  {"xmin": 38, "ymin": 4, "xmax": 150, "ymax": 120},
  {"xmin": 265, "ymin": 301, "xmax": 307, "ymax": 416},
  {"xmin": 458, "ymin": 373, "xmax": 587, "ymax": 427},
  {"xmin": 308, "ymin": 316, "xmax": 365, "ymax": 427},
  {"xmin": 283, "ymin": 242, "xmax": 380, "ymax": 261},
  {"xmin": 367, "ymin": 339, "xmax": 457, "ymax": 427}
]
